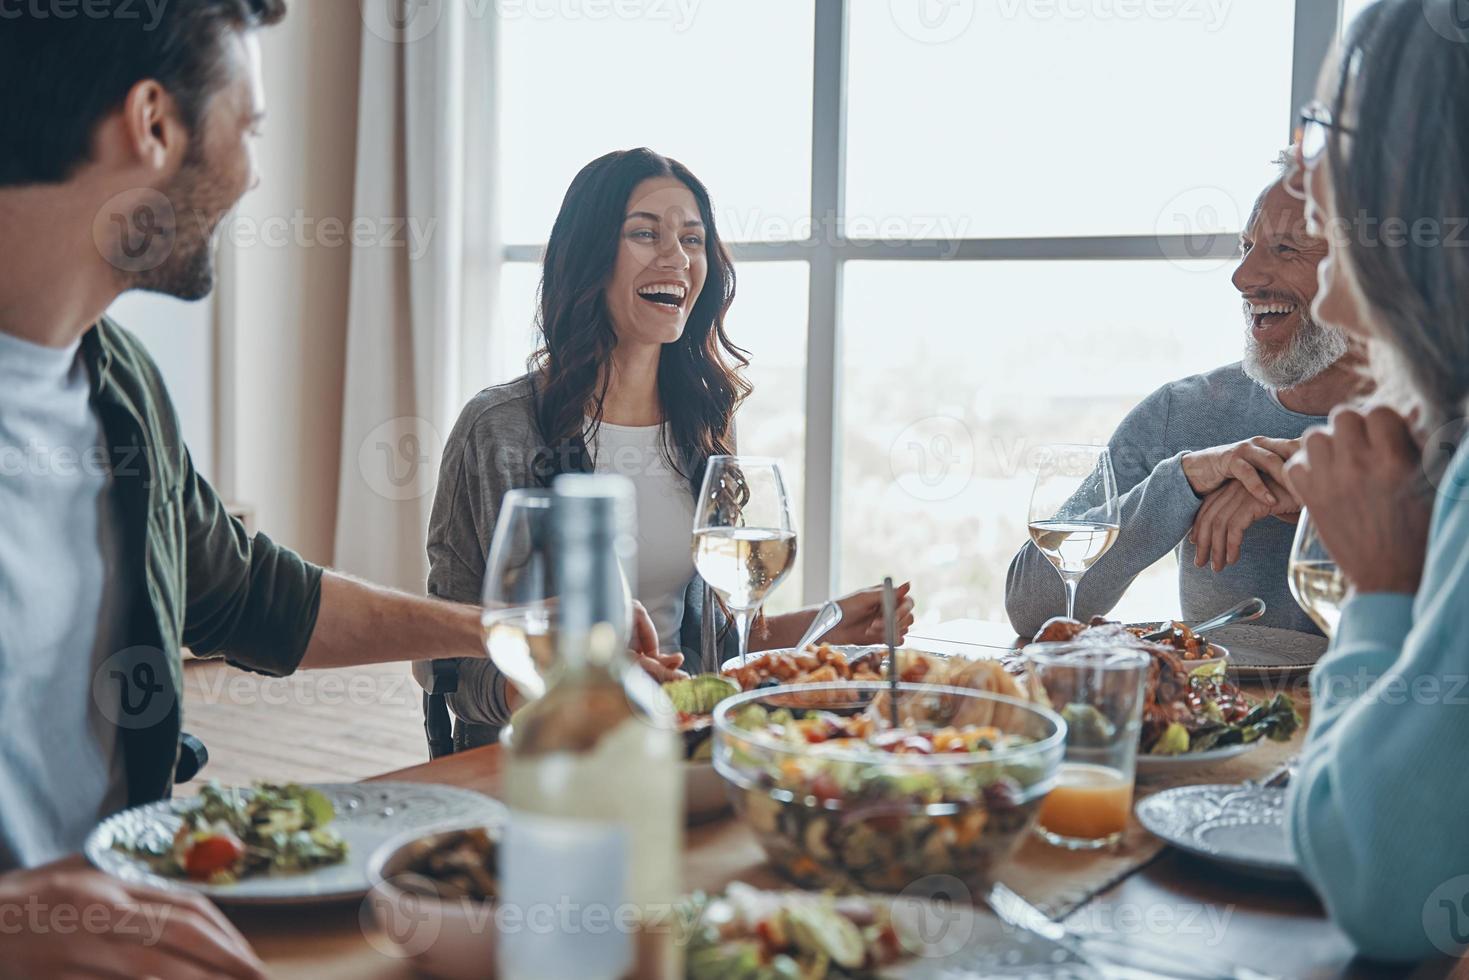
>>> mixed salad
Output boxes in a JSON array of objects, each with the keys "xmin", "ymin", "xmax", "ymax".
[
  {"xmin": 662, "ymin": 645, "xmax": 997, "ymax": 764},
  {"xmin": 684, "ymin": 883, "xmax": 907, "ymax": 979},
  {"xmin": 117, "ymin": 782, "xmax": 348, "ymax": 884},
  {"xmin": 719, "ymin": 698, "xmax": 1054, "ymax": 893},
  {"xmin": 1141, "ymin": 659, "xmax": 1300, "ymax": 756}
]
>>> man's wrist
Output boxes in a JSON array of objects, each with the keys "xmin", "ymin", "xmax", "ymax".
[{"xmin": 1179, "ymin": 452, "xmax": 1209, "ymax": 497}]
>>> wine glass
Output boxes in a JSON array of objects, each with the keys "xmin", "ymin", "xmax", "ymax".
[
  {"xmin": 692, "ymin": 456, "xmax": 797, "ymax": 668},
  {"xmin": 481, "ymin": 490, "xmax": 560, "ymax": 701},
  {"xmin": 1027, "ymin": 444, "xmax": 1121, "ymax": 621},
  {"xmin": 1288, "ymin": 509, "xmax": 1347, "ymax": 636}
]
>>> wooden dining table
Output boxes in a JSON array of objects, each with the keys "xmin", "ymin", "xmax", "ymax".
[{"xmin": 223, "ymin": 620, "xmax": 1456, "ymax": 979}]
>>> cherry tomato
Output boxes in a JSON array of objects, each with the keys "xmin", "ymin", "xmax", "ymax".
[{"xmin": 185, "ymin": 832, "xmax": 245, "ymax": 880}]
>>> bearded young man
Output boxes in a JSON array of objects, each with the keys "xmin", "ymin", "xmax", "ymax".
[
  {"xmin": 1006, "ymin": 159, "xmax": 1367, "ymax": 638},
  {"xmin": 0, "ymin": 3, "xmax": 608, "ymax": 976}
]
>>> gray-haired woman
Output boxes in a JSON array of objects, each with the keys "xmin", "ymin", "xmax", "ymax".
[{"xmin": 1282, "ymin": 0, "xmax": 1469, "ymax": 962}]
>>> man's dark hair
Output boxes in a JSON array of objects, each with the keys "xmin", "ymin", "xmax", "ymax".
[{"xmin": 0, "ymin": 0, "xmax": 287, "ymax": 188}]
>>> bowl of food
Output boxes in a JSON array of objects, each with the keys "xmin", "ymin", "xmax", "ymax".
[
  {"xmin": 663, "ymin": 645, "xmax": 959, "ymax": 822},
  {"xmin": 713, "ymin": 682, "xmax": 1066, "ymax": 894},
  {"xmin": 1033, "ymin": 615, "xmax": 1229, "ymax": 669},
  {"xmin": 366, "ymin": 823, "xmax": 502, "ymax": 980}
]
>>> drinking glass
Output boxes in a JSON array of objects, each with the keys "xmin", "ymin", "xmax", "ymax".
[
  {"xmin": 692, "ymin": 456, "xmax": 797, "ymax": 668},
  {"xmin": 1024, "ymin": 643, "xmax": 1149, "ymax": 850},
  {"xmin": 1288, "ymin": 508, "xmax": 1347, "ymax": 637},
  {"xmin": 482, "ymin": 490, "xmax": 561, "ymax": 701},
  {"xmin": 1027, "ymin": 444, "xmax": 1121, "ymax": 620}
]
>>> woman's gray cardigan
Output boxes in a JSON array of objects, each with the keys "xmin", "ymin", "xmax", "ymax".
[{"xmin": 411, "ymin": 375, "xmax": 736, "ymax": 752}]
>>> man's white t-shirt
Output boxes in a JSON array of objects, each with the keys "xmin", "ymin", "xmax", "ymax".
[
  {"xmin": 0, "ymin": 329, "xmax": 130, "ymax": 870},
  {"xmin": 588, "ymin": 421, "xmax": 696, "ymax": 650}
]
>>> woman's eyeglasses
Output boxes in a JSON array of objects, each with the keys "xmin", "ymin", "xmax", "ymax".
[
  {"xmin": 1286, "ymin": 102, "xmax": 1352, "ymax": 200},
  {"xmin": 1295, "ymin": 102, "xmax": 1352, "ymax": 169}
]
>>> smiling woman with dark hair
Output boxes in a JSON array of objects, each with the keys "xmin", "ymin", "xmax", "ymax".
[
  {"xmin": 418, "ymin": 148, "xmax": 915, "ymax": 752},
  {"xmin": 1281, "ymin": 0, "xmax": 1469, "ymax": 962}
]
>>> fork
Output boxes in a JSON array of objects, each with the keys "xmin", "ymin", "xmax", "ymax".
[{"xmin": 983, "ymin": 881, "xmax": 1280, "ymax": 980}]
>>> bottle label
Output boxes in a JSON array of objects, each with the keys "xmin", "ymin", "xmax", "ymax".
[{"xmin": 497, "ymin": 810, "xmax": 632, "ymax": 980}]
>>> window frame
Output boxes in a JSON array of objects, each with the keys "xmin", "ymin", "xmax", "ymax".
[{"xmin": 499, "ymin": 0, "xmax": 1345, "ymax": 605}]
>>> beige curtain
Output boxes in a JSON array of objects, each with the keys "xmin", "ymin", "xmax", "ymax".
[{"xmin": 334, "ymin": 3, "xmax": 496, "ymax": 593}]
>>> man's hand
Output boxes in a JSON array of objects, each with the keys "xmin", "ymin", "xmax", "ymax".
[
  {"xmin": 0, "ymin": 866, "xmax": 267, "ymax": 980},
  {"xmin": 1182, "ymin": 437, "xmax": 1300, "ymax": 507},
  {"xmin": 821, "ymin": 582, "xmax": 917, "ymax": 646},
  {"xmin": 1284, "ymin": 407, "xmax": 1432, "ymax": 595},
  {"xmin": 1189, "ymin": 475, "xmax": 1302, "ymax": 572}
]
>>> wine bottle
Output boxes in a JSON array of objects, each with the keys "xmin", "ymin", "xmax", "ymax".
[{"xmin": 498, "ymin": 474, "xmax": 683, "ymax": 980}]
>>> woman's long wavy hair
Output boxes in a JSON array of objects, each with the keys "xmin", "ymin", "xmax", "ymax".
[
  {"xmin": 1324, "ymin": 0, "xmax": 1469, "ymax": 461},
  {"xmin": 529, "ymin": 148, "xmax": 750, "ymax": 489}
]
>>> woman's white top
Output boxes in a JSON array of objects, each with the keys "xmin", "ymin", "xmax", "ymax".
[{"xmin": 587, "ymin": 420, "xmax": 695, "ymax": 650}]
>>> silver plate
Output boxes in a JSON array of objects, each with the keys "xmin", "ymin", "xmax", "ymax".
[
  {"xmin": 1136, "ymin": 740, "xmax": 1262, "ymax": 775},
  {"xmin": 1135, "ymin": 784, "xmax": 1299, "ymax": 880},
  {"xmin": 85, "ymin": 782, "xmax": 505, "ymax": 905},
  {"xmin": 1205, "ymin": 625, "xmax": 1327, "ymax": 680},
  {"xmin": 708, "ymin": 891, "xmax": 1101, "ymax": 979}
]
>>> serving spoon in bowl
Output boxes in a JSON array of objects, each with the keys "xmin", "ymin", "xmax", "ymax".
[
  {"xmin": 791, "ymin": 600, "xmax": 843, "ymax": 653},
  {"xmin": 1142, "ymin": 596, "xmax": 1266, "ymax": 644}
]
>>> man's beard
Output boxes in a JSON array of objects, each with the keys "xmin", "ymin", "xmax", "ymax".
[
  {"xmin": 1241, "ymin": 302, "xmax": 1350, "ymax": 392},
  {"xmin": 130, "ymin": 153, "xmax": 232, "ymax": 302}
]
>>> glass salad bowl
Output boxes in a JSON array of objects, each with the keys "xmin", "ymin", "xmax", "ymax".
[{"xmin": 712, "ymin": 681, "xmax": 1067, "ymax": 894}]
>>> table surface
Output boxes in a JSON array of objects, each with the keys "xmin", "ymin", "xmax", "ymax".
[{"xmin": 224, "ymin": 621, "xmax": 1452, "ymax": 979}]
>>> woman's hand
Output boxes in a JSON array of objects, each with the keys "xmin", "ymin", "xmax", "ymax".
[
  {"xmin": 1189, "ymin": 474, "xmax": 1302, "ymax": 572},
  {"xmin": 635, "ymin": 652, "xmax": 688, "ymax": 683},
  {"xmin": 627, "ymin": 600, "xmax": 687, "ymax": 682},
  {"xmin": 821, "ymin": 582, "xmax": 916, "ymax": 646},
  {"xmin": 1, "ymin": 866, "xmax": 267, "ymax": 980},
  {"xmin": 1283, "ymin": 407, "xmax": 1433, "ymax": 595},
  {"xmin": 629, "ymin": 600, "xmax": 659, "ymax": 658}
]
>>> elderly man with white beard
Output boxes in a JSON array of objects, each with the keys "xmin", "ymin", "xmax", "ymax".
[{"xmin": 1006, "ymin": 156, "xmax": 1366, "ymax": 637}]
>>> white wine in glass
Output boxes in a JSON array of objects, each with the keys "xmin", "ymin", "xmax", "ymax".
[
  {"xmin": 692, "ymin": 456, "xmax": 797, "ymax": 667},
  {"xmin": 481, "ymin": 489, "xmax": 561, "ymax": 701},
  {"xmin": 1289, "ymin": 509, "xmax": 1347, "ymax": 636},
  {"xmin": 1027, "ymin": 445, "xmax": 1121, "ymax": 620}
]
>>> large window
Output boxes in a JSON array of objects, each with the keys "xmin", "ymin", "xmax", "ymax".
[{"xmin": 488, "ymin": 0, "xmax": 1343, "ymax": 625}]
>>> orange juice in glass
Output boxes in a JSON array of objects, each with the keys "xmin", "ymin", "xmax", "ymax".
[
  {"xmin": 1024, "ymin": 644, "xmax": 1148, "ymax": 850},
  {"xmin": 1037, "ymin": 762, "xmax": 1134, "ymax": 843}
]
